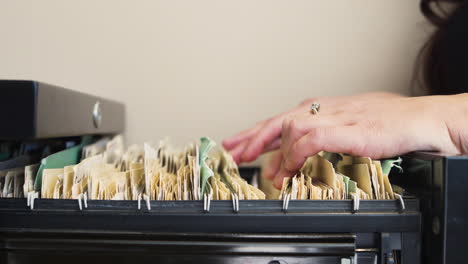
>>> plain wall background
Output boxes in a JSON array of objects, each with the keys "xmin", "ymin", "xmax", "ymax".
[{"xmin": 0, "ymin": 0, "xmax": 430, "ymax": 148}]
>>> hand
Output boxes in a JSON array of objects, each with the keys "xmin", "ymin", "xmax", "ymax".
[
  {"xmin": 223, "ymin": 92, "xmax": 402, "ymax": 164},
  {"xmin": 224, "ymin": 92, "xmax": 467, "ymax": 189}
]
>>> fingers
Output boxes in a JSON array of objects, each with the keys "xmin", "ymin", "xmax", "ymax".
[
  {"xmin": 228, "ymin": 141, "xmax": 249, "ymax": 164},
  {"xmin": 263, "ymin": 150, "xmax": 283, "ymax": 180},
  {"xmin": 273, "ymin": 125, "xmax": 368, "ymax": 189},
  {"xmin": 223, "ymin": 108, "xmax": 300, "ymax": 160},
  {"xmin": 263, "ymin": 113, "xmax": 353, "ymax": 174},
  {"xmin": 280, "ymin": 112, "xmax": 356, "ymax": 157},
  {"xmin": 229, "ymin": 129, "xmax": 281, "ymax": 165},
  {"xmin": 223, "ymin": 121, "xmax": 264, "ymax": 150},
  {"xmin": 240, "ymin": 109, "xmax": 343, "ymax": 162},
  {"xmin": 264, "ymin": 138, "xmax": 282, "ymax": 153},
  {"xmin": 240, "ymin": 114, "xmax": 291, "ymax": 162},
  {"xmin": 274, "ymin": 160, "xmax": 293, "ymax": 189},
  {"xmin": 224, "ymin": 95, "xmax": 364, "ymax": 164},
  {"xmin": 229, "ymin": 133, "xmax": 281, "ymax": 163}
]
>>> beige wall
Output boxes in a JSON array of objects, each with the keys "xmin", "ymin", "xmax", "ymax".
[{"xmin": 0, "ymin": 0, "xmax": 430, "ymax": 147}]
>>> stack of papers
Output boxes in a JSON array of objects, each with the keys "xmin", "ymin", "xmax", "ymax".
[
  {"xmin": 40, "ymin": 136, "xmax": 266, "ymax": 201},
  {"xmin": 279, "ymin": 153, "xmax": 398, "ymax": 200},
  {"xmin": 1, "ymin": 135, "xmax": 402, "ymax": 202}
]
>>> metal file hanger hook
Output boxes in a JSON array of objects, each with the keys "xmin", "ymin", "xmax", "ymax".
[
  {"xmin": 26, "ymin": 192, "xmax": 32, "ymax": 207},
  {"xmin": 137, "ymin": 193, "xmax": 142, "ymax": 210},
  {"xmin": 203, "ymin": 193, "xmax": 210, "ymax": 213},
  {"xmin": 77, "ymin": 194, "xmax": 83, "ymax": 211},
  {"xmin": 77, "ymin": 193, "xmax": 88, "ymax": 211},
  {"xmin": 143, "ymin": 194, "xmax": 151, "ymax": 211},
  {"xmin": 231, "ymin": 193, "xmax": 239, "ymax": 213},
  {"xmin": 352, "ymin": 193, "xmax": 360, "ymax": 213},
  {"xmin": 394, "ymin": 193, "xmax": 405, "ymax": 213},
  {"xmin": 281, "ymin": 179, "xmax": 293, "ymax": 213},
  {"xmin": 31, "ymin": 192, "xmax": 38, "ymax": 210},
  {"xmin": 203, "ymin": 191, "xmax": 213, "ymax": 213},
  {"xmin": 27, "ymin": 191, "xmax": 38, "ymax": 210},
  {"xmin": 203, "ymin": 193, "xmax": 207, "ymax": 212},
  {"xmin": 282, "ymin": 193, "xmax": 291, "ymax": 213},
  {"xmin": 83, "ymin": 192, "xmax": 88, "ymax": 209}
]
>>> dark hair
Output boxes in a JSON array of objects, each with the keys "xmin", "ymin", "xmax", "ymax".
[{"xmin": 417, "ymin": 0, "xmax": 466, "ymax": 95}]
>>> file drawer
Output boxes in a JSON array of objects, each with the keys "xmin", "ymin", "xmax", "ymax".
[{"xmin": 5, "ymin": 80, "xmax": 468, "ymax": 264}]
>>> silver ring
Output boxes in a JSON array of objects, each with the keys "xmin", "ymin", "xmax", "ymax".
[{"xmin": 310, "ymin": 102, "xmax": 320, "ymax": 115}]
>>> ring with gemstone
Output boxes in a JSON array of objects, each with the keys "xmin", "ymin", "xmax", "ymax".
[{"xmin": 310, "ymin": 102, "xmax": 320, "ymax": 115}]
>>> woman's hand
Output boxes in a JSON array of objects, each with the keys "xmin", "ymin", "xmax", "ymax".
[
  {"xmin": 223, "ymin": 92, "xmax": 468, "ymax": 189},
  {"xmin": 223, "ymin": 92, "xmax": 402, "ymax": 164}
]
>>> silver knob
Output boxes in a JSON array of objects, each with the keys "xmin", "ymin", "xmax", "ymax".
[{"xmin": 92, "ymin": 101, "xmax": 102, "ymax": 128}]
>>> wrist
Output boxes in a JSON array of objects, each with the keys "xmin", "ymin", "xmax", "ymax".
[{"xmin": 442, "ymin": 93, "xmax": 468, "ymax": 154}]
